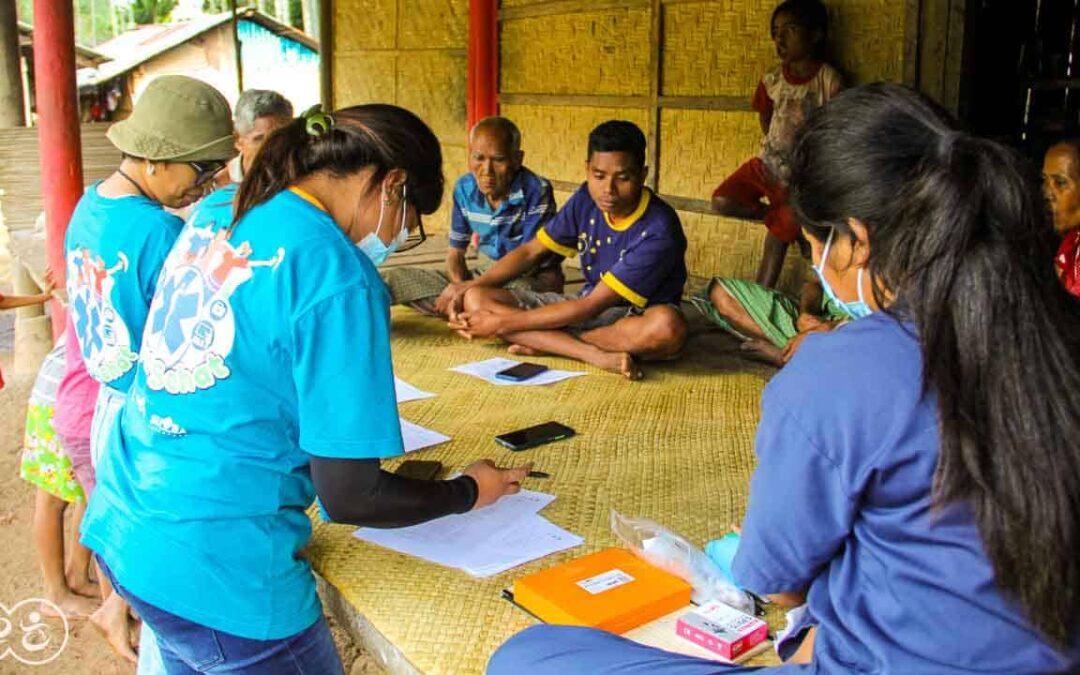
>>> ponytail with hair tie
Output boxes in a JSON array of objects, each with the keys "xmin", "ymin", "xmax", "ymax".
[
  {"xmin": 302, "ymin": 105, "xmax": 334, "ymax": 139},
  {"xmin": 232, "ymin": 103, "xmax": 444, "ymax": 232},
  {"xmin": 789, "ymin": 83, "xmax": 1080, "ymax": 647}
]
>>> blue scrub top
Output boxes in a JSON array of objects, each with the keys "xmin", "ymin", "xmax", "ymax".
[
  {"xmin": 732, "ymin": 313, "xmax": 1080, "ymax": 672},
  {"xmin": 80, "ymin": 185, "xmax": 405, "ymax": 640},
  {"xmin": 64, "ymin": 184, "xmax": 184, "ymax": 392}
]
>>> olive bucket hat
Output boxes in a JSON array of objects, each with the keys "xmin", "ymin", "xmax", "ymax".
[{"xmin": 107, "ymin": 75, "xmax": 236, "ymax": 162}]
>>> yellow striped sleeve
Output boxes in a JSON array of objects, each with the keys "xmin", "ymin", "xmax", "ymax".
[
  {"xmin": 601, "ymin": 272, "xmax": 647, "ymax": 308},
  {"xmin": 537, "ymin": 228, "xmax": 578, "ymax": 258}
]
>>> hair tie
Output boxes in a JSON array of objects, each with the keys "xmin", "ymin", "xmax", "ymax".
[{"xmin": 302, "ymin": 105, "xmax": 334, "ymax": 138}]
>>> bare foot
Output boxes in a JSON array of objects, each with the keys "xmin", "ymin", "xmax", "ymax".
[
  {"xmin": 90, "ymin": 594, "xmax": 137, "ymax": 663},
  {"xmin": 41, "ymin": 592, "xmax": 99, "ymax": 620},
  {"xmin": 591, "ymin": 351, "xmax": 642, "ymax": 380},
  {"xmin": 739, "ymin": 339, "xmax": 784, "ymax": 367},
  {"xmin": 508, "ymin": 344, "xmax": 545, "ymax": 357},
  {"xmin": 68, "ymin": 577, "xmax": 100, "ymax": 599}
]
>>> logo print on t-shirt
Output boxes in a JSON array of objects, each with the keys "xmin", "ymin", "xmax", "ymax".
[
  {"xmin": 66, "ymin": 248, "xmax": 137, "ymax": 383},
  {"xmin": 141, "ymin": 226, "xmax": 284, "ymax": 394}
]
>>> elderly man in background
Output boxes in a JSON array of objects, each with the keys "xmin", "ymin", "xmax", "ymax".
[
  {"xmin": 226, "ymin": 89, "xmax": 294, "ymax": 182},
  {"xmin": 382, "ymin": 116, "xmax": 564, "ymax": 317}
]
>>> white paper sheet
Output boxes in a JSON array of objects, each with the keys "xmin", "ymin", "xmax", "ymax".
[
  {"xmin": 449, "ymin": 357, "xmax": 587, "ymax": 387},
  {"xmin": 354, "ymin": 490, "xmax": 581, "ymax": 576},
  {"xmin": 395, "ymin": 377, "xmax": 436, "ymax": 403},
  {"xmin": 400, "ymin": 418, "xmax": 451, "ymax": 454},
  {"xmin": 460, "ymin": 514, "xmax": 584, "ymax": 577}
]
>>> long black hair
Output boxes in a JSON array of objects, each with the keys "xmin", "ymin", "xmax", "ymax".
[
  {"xmin": 234, "ymin": 103, "xmax": 444, "ymax": 225},
  {"xmin": 789, "ymin": 83, "xmax": 1080, "ymax": 645}
]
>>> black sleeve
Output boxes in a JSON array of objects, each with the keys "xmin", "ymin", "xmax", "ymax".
[{"xmin": 311, "ymin": 456, "xmax": 478, "ymax": 529}]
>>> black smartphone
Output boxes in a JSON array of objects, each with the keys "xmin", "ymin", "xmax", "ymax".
[
  {"xmin": 395, "ymin": 459, "xmax": 443, "ymax": 480},
  {"xmin": 495, "ymin": 422, "xmax": 575, "ymax": 451},
  {"xmin": 495, "ymin": 362, "xmax": 549, "ymax": 382}
]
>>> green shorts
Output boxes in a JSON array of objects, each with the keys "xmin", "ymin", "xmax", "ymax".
[{"xmin": 689, "ymin": 277, "xmax": 847, "ymax": 348}]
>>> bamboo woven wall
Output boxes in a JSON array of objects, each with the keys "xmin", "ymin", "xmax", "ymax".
[
  {"xmin": 332, "ymin": 0, "xmax": 468, "ymax": 231},
  {"xmin": 498, "ymin": 0, "xmax": 913, "ymax": 289},
  {"xmin": 331, "ymin": 0, "xmax": 914, "ymax": 285}
]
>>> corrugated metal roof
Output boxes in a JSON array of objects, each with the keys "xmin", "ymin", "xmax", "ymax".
[{"xmin": 86, "ymin": 8, "xmax": 318, "ymax": 85}]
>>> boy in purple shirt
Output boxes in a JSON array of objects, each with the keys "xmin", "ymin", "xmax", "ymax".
[{"xmin": 448, "ymin": 121, "xmax": 687, "ymax": 380}]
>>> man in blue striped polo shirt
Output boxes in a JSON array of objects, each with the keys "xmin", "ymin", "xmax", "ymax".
[{"xmin": 382, "ymin": 116, "xmax": 564, "ymax": 317}]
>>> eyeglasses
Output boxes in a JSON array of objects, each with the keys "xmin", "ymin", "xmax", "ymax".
[
  {"xmin": 396, "ymin": 218, "xmax": 427, "ymax": 254},
  {"xmin": 189, "ymin": 161, "xmax": 226, "ymax": 186}
]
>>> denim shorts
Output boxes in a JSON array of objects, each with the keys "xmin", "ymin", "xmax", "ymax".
[{"xmin": 96, "ymin": 557, "xmax": 344, "ymax": 674}]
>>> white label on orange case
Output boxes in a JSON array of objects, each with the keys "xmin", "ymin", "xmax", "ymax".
[{"xmin": 576, "ymin": 568, "xmax": 635, "ymax": 595}]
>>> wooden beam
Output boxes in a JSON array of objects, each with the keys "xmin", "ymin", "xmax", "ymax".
[
  {"xmin": 500, "ymin": 93, "xmax": 651, "ymax": 108},
  {"xmin": 646, "ymin": 0, "xmax": 662, "ymax": 190},
  {"xmin": 499, "ymin": 0, "xmax": 648, "ymax": 22},
  {"xmin": 499, "ymin": 93, "xmax": 751, "ymax": 111},
  {"xmin": 320, "ymin": 0, "xmax": 333, "ymax": 109},
  {"xmin": 942, "ymin": 0, "xmax": 966, "ymax": 114},
  {"xmin": 903, "ymin": 0, "xmax": 921, "ymax": 87},
  {"xmin": 661, "ymin": 194, "xmax": 712, "ymax": 214},
  {"xmin": 658, "ymin": 95, "xmax": 750, "ymax": 111},
  {"xmin": 549, "ymin": 179, "xmax": 715, "ymax": 215}
]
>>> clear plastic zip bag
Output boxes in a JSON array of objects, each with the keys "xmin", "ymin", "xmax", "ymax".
[{"xmin": 611, "ymin": 509, "xmax": 754, "ymax": 614}]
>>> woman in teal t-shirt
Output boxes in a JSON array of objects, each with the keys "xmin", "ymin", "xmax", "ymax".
[{"xmin": 81, "ymin": 104, "xmax": 531, "ymax": 674}]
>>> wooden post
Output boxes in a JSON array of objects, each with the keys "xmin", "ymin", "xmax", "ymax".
[
  {"xmin": 0, "ymin": 0, "xmax": 25, "ymax": 127},
  {"xmin": 467, "ymin": 0, "xmax": 498, "ymax": 131},
  {"xmin": 32, "ymin": 0, "xmax": 83, "ymax": 337},
  {"xmin": 320, "ymin": 0, "xmax": 332, "ymax": 110},
  {"xmin": 230, "ymin": 0, "xmax": 244, "ymax": 95}
]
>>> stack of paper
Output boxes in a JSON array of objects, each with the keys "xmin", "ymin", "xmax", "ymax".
[
  {"xmin": 450, "ymin": 357, "xmax": 587, "ymax": 387},
  {"xmin": 354, "ymin": 489, "xmax": 583, "ymax": 577}
]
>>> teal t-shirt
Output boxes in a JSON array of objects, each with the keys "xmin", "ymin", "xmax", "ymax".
[
  {"xmin": 64, "ymin": 183, "xmax": 184, "ymax": 392},
  {"xmin": 80, "ymin": 185, "xmax": 405, "ymax": 640}
]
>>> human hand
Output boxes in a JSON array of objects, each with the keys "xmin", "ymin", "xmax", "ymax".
[
  {"xmin": 446, "ymin": 309, "xmax": 473, "ymax": 339},
  {"xmin": 463, "ymin": 459, "xmax": 533, "ymax": 510},
  {"xmin": 447, "ymin": 310, "xmax": 503, "ymax": 339},
  {"xmin": 781, "ymin": 321, "xmax": 836, "ymax": 364},
  {"xmin": 795, "ymin": 312, "xmax": 826, "ymax": 333},
  {"xmin": 435, "ymin": 282, "xmax": 470, "ymax": 316}
]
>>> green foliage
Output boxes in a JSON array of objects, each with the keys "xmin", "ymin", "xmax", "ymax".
[
  {"xmin": 16, "ymin": 0, "xmax": 32, "ymax": 23},
  {"xmin": 131, "ymin": 0, "xmax": 177, "ymax": 24}
]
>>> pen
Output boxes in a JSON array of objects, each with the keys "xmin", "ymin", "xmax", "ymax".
[{"xmin": 527, "ymin": 470, "xmax": 550, "ymax": 479}]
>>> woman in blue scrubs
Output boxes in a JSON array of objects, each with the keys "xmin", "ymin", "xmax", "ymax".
[
  {"xmin": 488, "ymin": 84, "xmax": 1080, "ymax": 673},
  {"xmin": 80, "ymin": 104, "xmax": 531, "ymax": 674}
]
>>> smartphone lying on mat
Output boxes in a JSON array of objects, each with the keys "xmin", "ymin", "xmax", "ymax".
[
  {"xmin": 495, "ymin": 362, "xmax": 549, "ymax": 382},
  {"xmin": 495, "ymin": 422, "xmax": 576, "ymax": 452},
  {"xmin": 395, "ymin": 460, "xmax": 443, "ymax": 481}
]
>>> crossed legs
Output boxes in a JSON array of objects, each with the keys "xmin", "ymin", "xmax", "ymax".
[{"xmin": 460, "ymin": 288, "xmax": 687, "ymax": 380}]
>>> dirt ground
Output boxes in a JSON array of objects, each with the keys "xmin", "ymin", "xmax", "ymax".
[{"xmin": 0, "ymin": 361, "xmax": 384, "ymax": 675}]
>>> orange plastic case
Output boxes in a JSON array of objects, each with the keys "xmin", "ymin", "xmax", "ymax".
[{"xmin": 512, "ymin": 547, "xmax": 693, "ymax": 634}]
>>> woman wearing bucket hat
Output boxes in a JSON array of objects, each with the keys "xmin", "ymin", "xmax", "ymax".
[
  {"xmin": 63, "ymin": 74, "xmax": 234, "ymax": 666},
  {"xmin": 78, "ymin": 103, "xmax": 529, "ymax": 673}
]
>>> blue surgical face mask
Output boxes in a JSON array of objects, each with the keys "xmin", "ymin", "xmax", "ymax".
[
  {"xmin": 357, "ymin": 184, "xmax": 409, "ymax": 267},
  {"xmin": 813, "ymin": 228, "xmax": 873, "ymax": 320}
]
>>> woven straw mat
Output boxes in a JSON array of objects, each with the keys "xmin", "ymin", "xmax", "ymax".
[{"xmin": 306, "ymin": 306, "xmax": 783, "ymax": 673}]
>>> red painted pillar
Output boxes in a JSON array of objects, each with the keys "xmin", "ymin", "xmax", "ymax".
[
  {"xmin": 32, "ymin": 0, "xmax": 83, "ymax": 337},
  {"xmin": 467, "ymin": 0, "xmax": 499, "ymax": 131}
]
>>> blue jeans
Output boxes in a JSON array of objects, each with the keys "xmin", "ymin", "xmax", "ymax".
[{"xmin": 97, "ymin": 558, "xmax": 344, "ymax": 674}]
